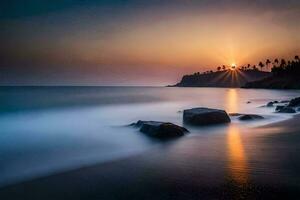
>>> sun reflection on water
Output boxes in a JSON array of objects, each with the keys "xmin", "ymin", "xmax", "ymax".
[
  {"xmin": 226, "ymin": 88, "xmax": 238, "ymax": 113},
  {"xmin": 227, "ymin": 125, "xmax": 249, "ymax": 184}
]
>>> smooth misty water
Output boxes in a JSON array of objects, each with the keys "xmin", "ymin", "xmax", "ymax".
[{"xmin": 0, "ymin": 86, "xmax": 299, "ymax": 187}]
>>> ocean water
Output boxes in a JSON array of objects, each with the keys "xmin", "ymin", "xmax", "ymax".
[{"xmin": 0, "ymin": 86, "xmax": 299, "ymax": 187}]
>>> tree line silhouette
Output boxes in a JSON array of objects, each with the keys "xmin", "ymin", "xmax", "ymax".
[{"xmin": 192, "ymin": 55, "xmax": 299, "ymax": 76}]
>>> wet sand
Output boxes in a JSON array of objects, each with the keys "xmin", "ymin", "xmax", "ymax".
[{"xmin": 1, "ymin": 115, "xmax": 300, "ymax": 200}]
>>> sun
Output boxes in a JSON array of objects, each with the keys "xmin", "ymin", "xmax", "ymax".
[{"xmin": 230, "ymin": 63, "xmax": 237, "ymax": 71}]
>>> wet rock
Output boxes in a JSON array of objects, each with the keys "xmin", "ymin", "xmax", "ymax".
[
  {"xmin": 277, "ymin": 107, "xmax": 296, "ymax": 113},
  {"xmin": 275, "ymin": 105, "xmax": 285, "ymax": 111},
  {"xmin": 229, "ymin": 113, "xmax": 243, "ymax": 117},
  {"xmin": 288, "ymin": 97, "xmax": 300, "ymax": 107},
  {"xmin": 238, "ymin": 114, "xmax": 264, "ymax": 121},
  {"xmin": 280, "ymin": 100, "xmax": 289, "ymax": 103},
  {"xmin": 273, "ymin": 101, "xmax": 279, "ymax": 103},
  {"xmin": 247, "ymin": 101, "xmax": 251, "ymax": 104},
  {"xmin": 132, "ymin": 120, "xmax": 188, "ymax": 138},
  {"xmin": 183, "ymin": 107, "xmax": 231, "ymax": 126},
  {"xmin": 267, "ymin": 102, "xmax": 274, "ymax": 107}
]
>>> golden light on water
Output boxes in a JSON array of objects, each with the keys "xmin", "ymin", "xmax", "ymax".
[
  {"xmin": 227, "ymin": 125, "xmax": 248, "ymax": 184},
  {"xmin": 226, "ymin": 88, "xmax": 238, "ymax": 113},
  {"xmin": 225, "ymin": 89, "xmax": 248, "ymax": 184}
]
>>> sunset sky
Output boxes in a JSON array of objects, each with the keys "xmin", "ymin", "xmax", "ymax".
[{"xmin": 1, "ymin": 0, "xmax": 300, "ymax": 85}]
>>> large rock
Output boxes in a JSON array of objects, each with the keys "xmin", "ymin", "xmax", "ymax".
[
  {"xmin": 238, "ymin": 114, "xmax": 264, "ymax": 121},
  {"xmin": 183, "ymin": 107, "xmax": 231, "ymax": 126},
  {"xmin": 277, "ymin": 107, "xmax": 296, "ymax": 113},
  {"xmin": 132, "ymin": 121, "xmax": 188, "ymax": 138},
  {"xmin": 280, "ymin": 100, "xmax": 289, "ymax": 103},
  {"xmin": 266, "ymin": 102, "xmax": 274, "ymax": 107},
  {"xmin": 288, "ymin": 97, "xmax": 300, "ymax": 107}
]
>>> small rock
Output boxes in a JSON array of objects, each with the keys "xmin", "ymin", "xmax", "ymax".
[
  {"xmin": 275, "ymin": 105, "xmax": 285, "ymax": 111},
  {"xmin": 238, "ymin": 114, "xmax": 264, "ymax": 121},
  {"xmin": 183, "ymin": 107, "xmax": 231, "ymax": 126},
  {"xmin": 277, "ymin": 107, "xmax": 296, "ymax": 113},
  {"xmin": 132, "ymin": 120, "xmax": 188, "ymax": 138},
  {"xmin": 288, "ymin": 97, "xmax": 300, "ymax": 107},
  {"xmin": 246, "ymin": 101, "xmax": 251, "ymax": 104}
]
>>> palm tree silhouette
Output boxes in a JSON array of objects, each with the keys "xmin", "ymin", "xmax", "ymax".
[
  {"xmin": 295, "ymin": 55, "xmax": 299, "ymax": 62},
  {"xmin": 222, "ymin": 65, "xmax": 226, "ymax": 71},
  {"xmin": 258, "ymin": 62, "xmax": 264, "ymax": 71},
  {"xmin": 280, "ymin": 59, "xmax": 286, "ymax": 68},
  {"xmin": 266, "ymin": 59, "xmax": 271, "ymax": 71},
  {"xmin": 274, "ymin": 58, "xmax": 279, "ymax": 66},
  {"xmin": 217, "ymin": 66, "xmax": 221, "ymax": 71}
]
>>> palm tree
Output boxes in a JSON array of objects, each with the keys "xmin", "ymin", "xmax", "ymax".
[
  {"xmin": 274, "ymin": 58, "xmax": 279, "ymax": 66},
  {"xmin": 295, "ymin": 55, "xmax": 299, "ymax": 62},
  {"xmin": 222, "ymin": 65, "xmax": 226, "ymax": 71},
  {"xmin": 217, "ymin": 66, "xmax": 221, "ymax": 71},
  {"xmin": 280, "ymin": 59, "xmax": 286, "ymax": 68},
  {"xmin": 258, "ymin": 62, "xmax": 264, "ymax": 71},
  {"xmin": 266, "ymin": 59, "xmax": 271, "ymax": 71},
  {"xmin": 247, "ymin": 64, "xmax": 251, "ymax": 69}
]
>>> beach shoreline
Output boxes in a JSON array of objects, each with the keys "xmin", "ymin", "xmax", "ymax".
[{"xmin": 1, "ymin": 114, "xmax": 300, "ymax": 200}]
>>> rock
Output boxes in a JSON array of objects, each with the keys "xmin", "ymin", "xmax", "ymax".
[
  {"xmin": 275, "ymin": 105, "xmax": 285, "ymax": 111},
  {"xmin": 280, "ymin": 100, "xmax": 289, "ymax": 103},
  {"xmin": 273, "ymin": 101, "xmax": 279, "ymax": 103},
  {"xmin": 229, "ymin": 113, "xmax": 243, "ymax": 117},
  {"xmin": 288, "ymin": 97, "xmax": 300, "ymax": 107},
  {"xmin": 297, "ymin": 107, "xmax": 300, "ymax": 112},
  {"xmin": 246, "ymin": 101, "xmax": 251, "ymax": 104},
  {"xmin": 132, "ymin": 120, "xmax": 188, "ymax": 138},
  {"xmin": 183, "ymin": 107, "xmax": 231, "ymax": 126},
  {"xmin": 277, "ymin": 107, "xmax": 296, "ymax": 113},
  {"xmin": 238, "ymin": 114, "xmax": 264, "ymax": 121},
  {"xmin": 267, "ymin": 102, "xmax": 274, "ymax": 107}
]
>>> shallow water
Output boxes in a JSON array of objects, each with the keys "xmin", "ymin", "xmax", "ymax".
[{"xmin": 0, "ymin": 86, "xmax": 299, "ymax": 187}]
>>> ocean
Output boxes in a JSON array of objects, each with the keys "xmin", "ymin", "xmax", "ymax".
[{"xmin": 0, "ymin": 86, "xmax": 299, "ymax": 188}]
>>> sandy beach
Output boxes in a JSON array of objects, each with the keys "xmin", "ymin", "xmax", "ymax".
[{"xmin": 1, "ymin": 114, "xmax": 300, "ymax": 200}]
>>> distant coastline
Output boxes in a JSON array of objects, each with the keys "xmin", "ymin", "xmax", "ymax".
[
  {"xmin": 171, "ymin": 56, "xmax": 300, "ymax": 89},
  {"xmin": 171, "ymin": 69, "xmax": 270, "ymax": 88}
]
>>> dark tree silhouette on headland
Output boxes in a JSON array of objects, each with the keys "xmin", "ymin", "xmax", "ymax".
[
  {"xmin": 271, "ymin": 56, "xmax": 300, "ymax": 78},
  {"xmin": 258, "ymin": 62, "xmax": 264, "ymax": 71},
  {"xmin": 280, "ymin": 59, "xmax": 286, "ymax": 68},
  {"xmin": 185, "ymin": 55, "xmax": 299, "ymax": 80},
  {"xmin": 266, "ymin": 59, "xmax": 271, "ymax": 71}
]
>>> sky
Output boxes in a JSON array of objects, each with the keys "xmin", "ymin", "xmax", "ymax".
[{"xmin": 1, "ymin": 0, "xmax": 300, "ymax": 86}]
